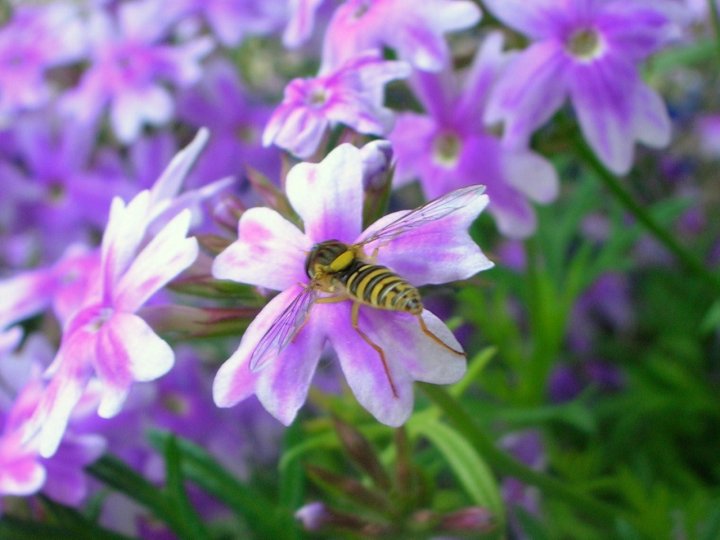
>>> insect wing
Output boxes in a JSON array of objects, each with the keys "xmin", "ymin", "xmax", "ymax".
[
  {"xmin": 249, "ymin": 285, "xmax": 317, "ymax": 372},
  {"xmin": 360, "ymin": 185, "xmax": 485, "ymax": 248}
]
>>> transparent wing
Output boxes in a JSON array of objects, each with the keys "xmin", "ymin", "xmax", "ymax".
[
  {"xmin": 359, "ymin": 185, "xmax": 485, "ymax": 248},
  {"xmin": 249, "ymin": 285, "xmax": 317, "ymax": 372}
]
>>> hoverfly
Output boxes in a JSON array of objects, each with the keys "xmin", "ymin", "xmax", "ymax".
[{"xmin": 249, "ymin": 185, "xmax": 485, "ymax": 397}]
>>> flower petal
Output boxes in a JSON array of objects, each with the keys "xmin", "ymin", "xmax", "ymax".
[
  {"xmin": 114, "ymin": 210, "xmax": 198, "ymax": 313},
  {"xmin": 324, "ymin": 303, "xmax": 413, "ymax": 426},
  {"xmin": 213, "ymin": 287, "xmax": 322, "ymax": 424},
  {"xmin": 286, "ymin": 143, "xmax": 364, "ymax": 244},
  {"xmin": 568, "ymin": 56, "xmax": 637, "ymax": 174},
  {"xmin": 359, "ymin": 186, "xmax": 494, "ymax": 286},
  {"xmin": 94, "ymin": 313, "xmax": 174, "ymax": 417},
  {"xmin": 482, "ymin": 0, "xmax": 559, "ymax": 38},
  {"xmin": 501, "ymin": 149, "xmax": 559, "ymax": 204},
  {"xmin": 485, "ymin": 41, "xmax": 569, "ymax": 144},
  {"xmin": 633, "ymin": 82, "xmax": 671, "ymax": 148},
  {"xmin": 212, "ymin": 207, "xmax": 310, "ymax": 291}
]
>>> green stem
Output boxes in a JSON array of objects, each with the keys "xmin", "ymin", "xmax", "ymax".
[
  {"xmin": 709, "ymin": 0, "xmax": 720, "ymax": 58},
  {"xmin": 576, "ymin": 140, "xmax": 720, "ymax": 292},
  {"xmin": 420, "ymin": 384, "xmax": 627, "ymax": 523}
]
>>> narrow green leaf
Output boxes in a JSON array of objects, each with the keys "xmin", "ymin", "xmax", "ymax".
[
  {"xmin": 0, "ymin": 512, "xmax": 133, "ymax": 540},
  {"xmin": 148, "ymin": 431, "xmax": 291, "ymax": 539},
  {"xmin": 163, "ymin": 435, "xmax": 211, "ymax": 540},
  {"xmin": 450, "ymin": 347, "xmax": 497, "ymax": 397},
  {"xmin": 410, "ymin": 419, "xmax": 503, "ymax": 522},
  {"xmin": 87, "ymin": 455, "xmax": 174, "ymax": 524}
]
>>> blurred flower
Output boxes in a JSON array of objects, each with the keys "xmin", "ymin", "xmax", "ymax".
[
  {"xmin": 212, "ymin": 142, "xmax": 492, "ymax": 426},
  {"xmin": 178, "ymin": 59, "xmax": 281, "ymax": 185},
  {"xmin": 22, "ymin": 132, "xmax": 218, "ymax": 458},
  {"xmin": 390, "ymin": 33, "xmax": 558, "ymax": 238},
  {"xmin": 0, "ymin": 336, "xmax": 105, "ymax": 509},
  {"xmin": 0, "ymin": 110, "xmax": 135, "ymax": 264},
  {"xmin": 263, "ymin": 51, "xmax": 411, "ymax": 158},
  {"xmin": 61, "ymin": 0, "xmax": 213, "ymax": 142},
  {"xmin": 501, "ymin": 431, "xmax": 545, "ymax": 533},
  {"xmin": 321, "ymin": 0, "xmax": 481, "ymax": 72},
  {"xmin": 484, "ymin": 0, "xmax": 676, "ymax": 174},
  {"xmin": 0, "ymin": 3, "xmax": 85, "ymax": 122}
]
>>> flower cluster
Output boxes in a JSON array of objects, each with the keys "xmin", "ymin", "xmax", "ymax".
[{"xmin": 0, "ymin": 0, "xmax": 700, "ymax": 537}]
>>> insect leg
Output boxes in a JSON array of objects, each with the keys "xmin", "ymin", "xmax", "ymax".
[
  {"xmin": 417, "ymin": 315, "xmax": 465, "ymax": 356},
  {"xmin": 351, "ymin": 302, "xmax": 399, "ymax": 398}
]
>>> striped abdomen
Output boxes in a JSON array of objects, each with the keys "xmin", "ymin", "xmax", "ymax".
[{"xmin": 340, "ymin": 261, "xmax": 423, "ymax": 314}]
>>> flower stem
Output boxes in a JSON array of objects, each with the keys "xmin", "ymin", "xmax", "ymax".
[
  {"xmin": 576, "ymin": 140, "xmax": 720, "ymax": 292},
  {"xmin": 420, "ymin": 384, "xmax": 628, "ymax": 523},
  {"xmin": 709, "ymin": 0, "xmax": 720, "ymax": 59}
]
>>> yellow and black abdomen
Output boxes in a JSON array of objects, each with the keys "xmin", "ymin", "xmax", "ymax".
[{"xmin": 341, "ymin": 261, "xmax": 423, "ymax": 315}]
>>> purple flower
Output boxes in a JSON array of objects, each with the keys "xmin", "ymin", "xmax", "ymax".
[
  {"xmin": 390, "ymin": 33, "xmax": 558, "ymax": 238},
  {"xmin": 0, "ymin": 4, "xmax": 85, "ymax": 120},
  {"xmin": 61, "ymin": 1, "xmax": 213, "ymax": 142},
  {"xmin": 212, "ymin": 143, "xmax": 493, "ymax": 426},
  {"xmin": 484, "ymin": 0, "xmax": 675, "ymax": 174},
  {"xmin": 321, "ymin": 0, "xmax": 481, "ymax": 72},
  {"xmin": 174, "ymin": 0, "xmax": 287, "ymax": 46},
  {"xmin": 263, "ymin": 52, "xmax": 411, "ymax": 158}
]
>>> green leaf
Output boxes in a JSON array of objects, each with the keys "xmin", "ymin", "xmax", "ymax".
[
  {"xmin": 148, "ymin": 431, "xmax": 294, "ymax": 540},
  {"xmin": 410, "ymin": 419, "xmax": 503, "ymax": 522},
  {"xmin": 87, "ymin": 455, "xmax": 175, "ymax": 525},
  {"xmin": 0, "ymin": 517, "xmax": 120, "ymax": 540},
  {"xmin": 163, "ymin": 435, "xmax": 211, "ymax": 540},
  {"xmin": 450, "ymin": 347, "xmax": 497, "ymax": 398}
]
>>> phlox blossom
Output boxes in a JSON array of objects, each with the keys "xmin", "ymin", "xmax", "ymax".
[
  {"xmin": 390, "ymin": 33, "xmax": 558, "ymax": 238},
  {"xmin": 484, "ymin": 0, "xmax": 675, "ymax": 174},
  {"xmin": 61, "ymin": 0, "xmax": 213, "ymax": 142},
  {"xmin": 263, "ymin": 52, "xmax": 411, "ymax": 158},
  {"xmin": 212, "ymin": 143, "xmax": 493, "ymax": 426},
  {"xmin": 22, "ymin": 130, "xmax": 222, "ymax": 458}
]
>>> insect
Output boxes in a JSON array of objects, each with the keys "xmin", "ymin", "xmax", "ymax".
[{"xmin": 249, "ymin": 185, "xmax": 484, "ymax": 396}]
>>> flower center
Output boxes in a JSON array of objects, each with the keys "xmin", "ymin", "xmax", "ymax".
[
  {"xmin": 48, "ymin": 181, "xmax": 65, "ymax": 203},
  {"xmin": 162, "ymin": 392, "xmax": 189, "ymax": 415},
  {"xmin": 432, "ymin": 132, "xmax": 462, "ymax": 168},
  {"xmin": 85, "ymin": 307, "xmax": 114, "ymax": 333},
  {"xmin": 308, "ymin": 88, "xmax": 328, "ymax": 108},
  {"xmin": 566, "ymin": 28, "xmax": 604, "ymax": 62}
]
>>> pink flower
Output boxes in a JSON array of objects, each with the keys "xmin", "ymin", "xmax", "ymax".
[
  {"xmin": 263, "ymin": 52, "xmax": 411, "ymax": 158},
  {"xmin": 212, "ymin": 143, "xmax": 493, "ymax": 426},
  {"xmin": 20, "ymin": 130, "xmax": 220, "ymax": 458},
  {"xmin": 321, "ymin": 0, "xmax": 481, "ymax": 72}
]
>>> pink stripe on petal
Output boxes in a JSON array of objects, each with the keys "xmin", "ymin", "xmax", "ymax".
[
  {"xmin": 214, "ymin": 286, "xmax": 306, "ymax": 408},
  {"xmin": 212, "ymin": 207, "xmax": 310, "ymax": 291},
  {"xmin": 255, "ymin": 309, "xmax": 324, "ymax": 425},
  {"xmin": 326, "ymin": 302, "xmax": 414, "ymax": 427},
  {"xmin": 106, "ymin": 313, "xmax": 174, "ymax": 383},
  {"xmin": 114, "ymin": 210, "xmax": 198, "ymax": 313}
]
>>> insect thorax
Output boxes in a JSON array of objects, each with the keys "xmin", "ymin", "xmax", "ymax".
[{"xmin": 305, "ymin": 240, "xmax": 356, "ymax": 279}]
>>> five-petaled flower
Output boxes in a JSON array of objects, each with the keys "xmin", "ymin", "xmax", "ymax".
[
  {"xmin": 262, "ymin": 51, "xmax": 411, "ymax": 159},
  {"xmin": 212, "ymin": 142, "xmax": 493, "ymax": 426},
  {"xmin": 483, "ymin": 0, "xmax": 675, "ymax": 174}
]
